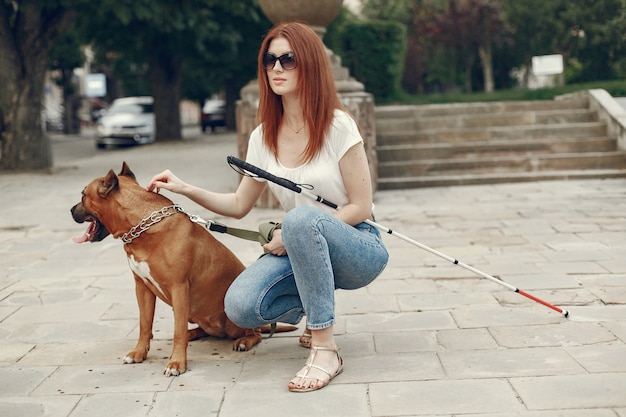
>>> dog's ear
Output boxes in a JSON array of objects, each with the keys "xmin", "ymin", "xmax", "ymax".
[
  {"xmin": 99, "ymin": 169, "xmax": 119, "ymax": 197},
  {"xmin": 119, "ymin": 161, "xmax": 137, "ymax": 180}
]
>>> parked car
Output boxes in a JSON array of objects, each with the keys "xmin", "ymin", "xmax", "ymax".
[
  {"xmin": 200, "ymin": 99, "xmax": 225, "ymax": 133},
  {"xmin": 96, "ymin": 96, "xmax": 155, "ymax": 148}
]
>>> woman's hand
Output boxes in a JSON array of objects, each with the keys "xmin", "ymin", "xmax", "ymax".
[
  {"xmin": 147, "ymin": 170, "xmax": 188, "ymax": 195},
  {"xmin": 263, "ymin": 229, "xmax": 287, "ymax": 256}
]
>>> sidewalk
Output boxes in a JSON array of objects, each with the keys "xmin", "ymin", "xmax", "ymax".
[{"xmin": 1, "ymin": 130, "xmax": 625, "ymax": 417}]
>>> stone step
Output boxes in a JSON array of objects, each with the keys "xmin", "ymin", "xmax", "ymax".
[
  {"xmin": 377, "ymin": 137, "xmax": 618, "ymax": 162},
  {"xmin": 378, "ymin": 122, "xmax": 608, "ymax": 145},
  {"xmin": 373, "ymin": 93, "xmax": 626, "ymax": 189},
  {"xmin": 376, "ymin": 108, "xmax": 596, "ymax": 131},
  {"xmin": 377, "ymin": 169, "xmax": 626, "ymax": 189},
  {"xmin": 374, "ymin": 95, "xmax": 589, "ymax": 120},
  {"xmin": 378, "ymin": 151, "xmax": 626, "ymax": 178}
]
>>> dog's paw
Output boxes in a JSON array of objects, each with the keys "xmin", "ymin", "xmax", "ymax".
[
  {"xmin": 123, "ymin": 345, "xmax": 149, "ymax": 364},
  {"xmin": 233, "ymin": 342, "xmax": 249, "ymax": 352},
  {"xmin": 164, "ymin": 360, "xmax": 186, "ymax": 377},
  {"xmin": 232, "ymin": 334, "xmax": 262, "ymax": 351},
  {"xmin": 123, "ymin": 349, "xmax": 147, "ymax": 364},
  {"xmin": 164, "ymin": 366, "xmax": 181, "ymax": 377}
]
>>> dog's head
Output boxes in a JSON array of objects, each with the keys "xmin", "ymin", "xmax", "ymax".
[{"xmin": 71, "ymin": 162, "xmax": 138, "ymax": 243}]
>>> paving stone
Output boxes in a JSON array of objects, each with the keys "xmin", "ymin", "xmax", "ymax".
[
  {"xmin": 2, "ymin": 303, "xmax": 113, "ymax": 324},
  {"xmin": 511, "ymin": 373, "xmax": 626, "ymax": 409},
  {"xmin": 347, "ymin": 311, "xmax": 457, "ymax": 333},
  {"xmin": 0, "ymin": 366, "xmax": 58, "ymax": 396},
  {"xmin": 494, "ymin": 273, "xmax": 582, "ymax": 290},
  {"xmin": 0, "ymin": 396, "xmax": 81, "ymax": 417},
  {"xmin": 437, "ymin": 328, "xmax": 499, "ymax": 350},
  {"xmin": 535, "ymin": 261, "xmax": 610, "ymax": 274},
  {"xmin": 0, "ymin": 343, "xmax": 35, "ymax": 365},
  {"xmin": 566, "ymin": 305, "xmax": 626, "ymax": 321},
  {"xmin": 219, "ymin": 384, "xmax": 369, "ymax": 417},
  {"xmin": 335, "ymin": 293, "xmax": 400, "ymax": 315},
  {"xmin": 369, "ymin": 379, "xmax": 525, "ymax": 416},
  {"xmin": 494, "ymin": 288, "xmax": 599, "ymax": 307},
  {"xmin": 566, "ymin": 343, "xmax": 626, "ymax": 372},
  {"xmin": 1, "ymin": 320, "xmax": 137, "ymax": 344},
  {"xmin": 489, "ymin": 322, "xmax": 617, "ymax": 348},
  {"xmin": 464, "ymin": 411, "xmax": 619, "ymax": 417},
  {"xmin": 439, "ymin": 347, "xmax": 583, "ymax": 378},
  {"xmin": 65, "ymin": 392, "xmax": 156, "ymax": 417},
  {"xmin": 373, "ymin": 330, "xmax": 440, "ymax": 353},
  {"xmin": 16, "ymin": 341, "xmax": 142, "ymax": 366},
  {"xmin": 32, "ymin": 364, "xmax": 173, "ymax": 396},
  {"xmin": 149, "ymin": 391, "xmax": 223, "ymax": 417},
  {"xmin": 451, "ymin": 307, "xmax": 564, "ymax": 328},
  {"xmin": 397, "ymin": 291, "xmax": 499, "ymax": 311},
  {"xmin": 602, "ymin": 320, "xmax": 626, "ymax": 342},
  {"xmin": 366, "ymin": 276, "xmax": 438, "ymax": 294},
  {"xmin": 588, "ymin": 286, "xmax": 626, "ymax": 304}
]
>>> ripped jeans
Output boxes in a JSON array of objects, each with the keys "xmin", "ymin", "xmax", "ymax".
[{"xmin": 224, "ymin": 206, "xmax": 389, "ymax": 330}]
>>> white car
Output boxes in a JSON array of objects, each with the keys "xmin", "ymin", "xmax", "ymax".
[{"xmin": 96, "ymin": 96, "xmax": 155, "ymax": 148}]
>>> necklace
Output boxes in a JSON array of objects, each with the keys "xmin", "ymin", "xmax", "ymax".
[{"xmin": 285, "ymin": 121, "xmax": 305, "ymax": 134}]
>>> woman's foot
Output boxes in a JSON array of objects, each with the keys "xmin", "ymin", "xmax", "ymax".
[
  {"xmin": 299, "ymin": 329, "xmax": 312, "ymax": 348},
  {"xmin": 288, "ymin": 346, "xmax": 343, "ymax": 392}
]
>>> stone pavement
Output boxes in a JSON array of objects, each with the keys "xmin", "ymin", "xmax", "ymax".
[{"xmin": 1, "ymin": 129, "xmax": 626, "ymax": 417}]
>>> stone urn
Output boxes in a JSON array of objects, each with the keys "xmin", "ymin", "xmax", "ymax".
[{"xmin": 259, "ymin": 0, "xmax": 343, "ymax": 38}]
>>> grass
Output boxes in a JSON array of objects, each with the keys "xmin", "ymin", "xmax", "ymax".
[{"xmin": 383, "ymin": 79, "xmax": 626, "ymax": 105}]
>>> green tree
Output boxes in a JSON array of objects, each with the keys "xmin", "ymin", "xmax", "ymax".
[
  {"xmin": 0, "ymin": 0, "xmax": 268, "ymax": 171},
  {"xmin": 402, "ymin": 1, "xmax": 440, "ymax": 94},
  {"xmin": 502, "ymin": 0, "xmax": 568, "ymax": 86},
  {"xmin": 559, "ymin": 0, "xmax": 625, "ymax": 82},
  {"xmin": 80, "ymin": 0, "xmax": 267, "ymax": 141},
  {"xmin": 0, "ymin": 1, "xmax": 81, "ymax": 170},
  {"xmin": 605, "ymin": 3, "xmax": 626, "ymax": 78}
]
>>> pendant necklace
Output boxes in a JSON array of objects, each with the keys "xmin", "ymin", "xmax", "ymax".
[{"xmin": 285, "ymin": 121, "xmax": 305, "ymax": 134}]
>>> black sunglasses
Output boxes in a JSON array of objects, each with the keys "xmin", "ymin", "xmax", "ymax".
[{"xmin": 262, "ymin": 52, "xmax": 297, "ymax": 70}]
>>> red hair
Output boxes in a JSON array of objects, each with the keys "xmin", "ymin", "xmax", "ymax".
[{"xmin": 257, "ymin": 21, "xmax": 345, "ymax": 163}]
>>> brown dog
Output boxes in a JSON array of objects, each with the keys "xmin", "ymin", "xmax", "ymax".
[{"xmin": 71, "ymin": 162, "xmax": 293, "ymax": 376}]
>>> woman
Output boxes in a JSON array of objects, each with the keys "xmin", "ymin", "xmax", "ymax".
[{"xmin": 148, "ymin": 21, "xmax": 388, "ymax": 392}]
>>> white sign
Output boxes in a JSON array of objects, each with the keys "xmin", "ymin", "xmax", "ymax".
[
  {"xmin": 85, "ymin": 73, "xmax": 107, "ymax": 97},
  {"xmin": 531, "ymin": 54, "xmax": 563, "ymax": 76}
]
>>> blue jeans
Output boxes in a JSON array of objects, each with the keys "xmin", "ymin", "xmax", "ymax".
[{"xmin": 224, "ymin": 206, "xmax": 389, "ymax": 330}]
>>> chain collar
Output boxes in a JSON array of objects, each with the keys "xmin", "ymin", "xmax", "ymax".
[{"xmin": 121, "ymin": 204, "xmax": 184, "ymax": 244}]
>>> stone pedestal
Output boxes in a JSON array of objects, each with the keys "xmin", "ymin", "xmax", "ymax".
[{"xmin": 236, "ymin": 0, "xmax": 377, "ymax": 208}]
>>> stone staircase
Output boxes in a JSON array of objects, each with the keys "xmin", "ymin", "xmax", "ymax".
[{"xmin": 375, "ymin": 92, "xmax": 626, "ymax": 189}]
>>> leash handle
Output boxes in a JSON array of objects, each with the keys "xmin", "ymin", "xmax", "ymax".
[
  {"xmin": 227, "ymin": 156, "xmax": 302, "ymax": 194},
  {"xmin": 227, "ymin": 156, "xmax": 338, "ymax": 210}
]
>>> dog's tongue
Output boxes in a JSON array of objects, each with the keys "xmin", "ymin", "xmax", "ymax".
[
  {"xmin": 72, "ymin": 220, "xmax": 95, "ymax": 243},
  {"xmin": 72, "ymin": 233, "xmax": 90, "ymax": 244}
]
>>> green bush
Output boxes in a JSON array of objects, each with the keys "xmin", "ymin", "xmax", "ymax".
[{"xmin": 341, "ymin": 20, "xmax": 406, "ymax": 101}]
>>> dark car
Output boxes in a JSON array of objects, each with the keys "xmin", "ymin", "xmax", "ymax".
[
  {"xmin": 96, "ymin": 96, "xmax": 155, "ymax": 148},
  {"xmin": 200, "ymin": 99, "xmax": 226, "ymax": 133}
]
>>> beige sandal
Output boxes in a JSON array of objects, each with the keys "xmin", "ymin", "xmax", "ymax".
[
  {"xmin": 288, "ymin": 346, "xmax": 343, "ymax": 393},
  {"xmin": 299, "ymin": 329, "xmax": 312, "ymax": 348}
]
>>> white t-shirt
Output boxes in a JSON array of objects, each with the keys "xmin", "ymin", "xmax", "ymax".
[{"xmin": 245, "ymin": 109, "xmax": 363, "ymax": 214}]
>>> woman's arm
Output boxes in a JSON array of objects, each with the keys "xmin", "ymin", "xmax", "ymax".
[
  {"xmin": 148, "ymin": 171, "xmax": 266, "ymax": 219},
  {"xmin": 336, "ymin": 143, "xmax": 374, "ymax": 225}
]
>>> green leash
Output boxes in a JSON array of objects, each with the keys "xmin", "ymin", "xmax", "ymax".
[{"xmin": 186, "ymin": 212, "xmax": 282, "ymax": 338}]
